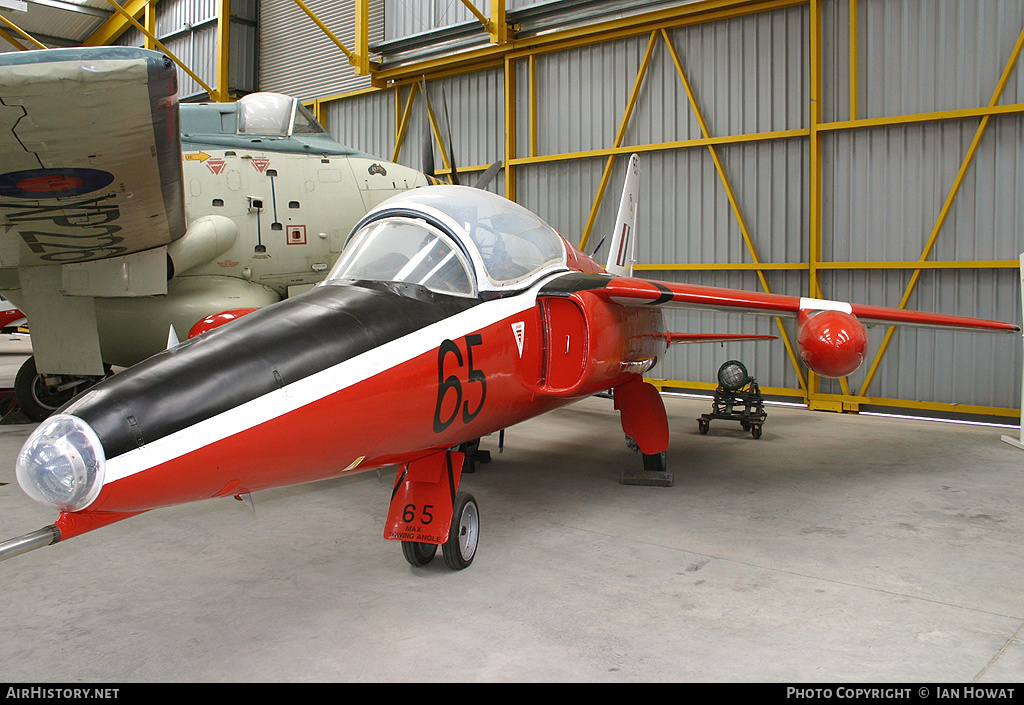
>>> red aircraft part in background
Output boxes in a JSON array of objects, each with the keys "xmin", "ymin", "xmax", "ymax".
[
  {"xmin": 1, "ymin": 165, "xmax": 1018, "ymax": 570},
  {"xmin": 188, "ymin": 308, "xmax": 259, "ymax": 338},
  {"xmin": 0, "ymin": 298, "xmax": 26, "ymax": 331}
]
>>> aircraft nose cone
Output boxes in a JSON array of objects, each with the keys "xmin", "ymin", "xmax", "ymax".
[{"xmin": 16, "ymin": 414, "xmax": 106, "ymax": 512}]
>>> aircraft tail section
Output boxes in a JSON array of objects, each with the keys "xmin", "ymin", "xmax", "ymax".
[{"xmin": 605, "ymin": 154, "xmax": 640, "ymax": 277}]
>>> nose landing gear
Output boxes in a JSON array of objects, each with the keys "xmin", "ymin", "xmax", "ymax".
[{"xmin": 400, "ymin": 491, "xmax": 479, "ymax": 571}]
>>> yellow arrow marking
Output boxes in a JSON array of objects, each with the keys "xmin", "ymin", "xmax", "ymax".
[{"xmin": 183, "ymin": 152, "xmax": 212, "ymax": 162}]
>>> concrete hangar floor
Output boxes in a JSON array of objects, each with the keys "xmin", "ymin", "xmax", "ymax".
[{"xmin": 0, "ymin": 347, "xmax": 1022, "ymax": 681}]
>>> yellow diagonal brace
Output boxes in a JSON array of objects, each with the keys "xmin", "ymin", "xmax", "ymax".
[
  {"xmin": 662, "ymin": 28, "xmax": 807, "ymax": 392},
  {"xmin": 0, "ymin": 14, "xmax": 45, "ymax": 49},
  {"xmin": 454, "ymin": 0, "xmax": 510, "ymax": 44},
  {"xmin": 83, "ymin": 0, "xmax": 151, "ymax": 47},
  {"xmin": 459, "ymin": 0, "xmax": 491, "ymax": 32},
  {"xmin": 393, "ymin": 83, "xmax": 420, "ymax": 163},
  {"xmin": 422, "ymin": 81, "xmax": 456, "ymax": 182},
  {"xmin": 579, "ymin": 31, "xmax": 658, "ymax": 252},
  {"xmin": 101, "ymin": 0, "xmax": 216, "ymax": 98},
  {"xmin": 859, "ymin": 23, "xmax": 1024, "ymax": 395},
  {"xmin": 291, "ymin": 0, "xmax": 357, "ymax": 65},
  {"xmin": 0, "ymin": 25, "xmax": 28, "ymax": 51}
]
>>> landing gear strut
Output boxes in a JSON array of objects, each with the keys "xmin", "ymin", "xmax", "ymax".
[
  {"xmin": 458, "ymin": 438, "xmax": 491, "ymax": 473},
  {"xmin": 615, "ymin": 376, "xmax": 673, "ymax": 486},
  {"xmin": 13, "ymin": 356, "xmax": 109, "ymax": 422}
]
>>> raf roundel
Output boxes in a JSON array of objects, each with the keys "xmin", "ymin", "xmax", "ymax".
[{"xmin": 0, "ymin": 168, "xmax": 115, "ymax": 199}]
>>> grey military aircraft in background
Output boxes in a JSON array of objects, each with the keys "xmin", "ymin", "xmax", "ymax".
[{"xmin": 0, "ymin": 46, "xmax": 431, "ymax": 419}]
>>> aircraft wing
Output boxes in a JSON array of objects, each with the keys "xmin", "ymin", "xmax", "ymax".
[
  {"xmin": 603, "ymin": 275, "xmax": 1022, "ymax": 333},
  {"xmin": 668, "ymin": 333, "xmax": 777, "ymax": 345},
  {"xmin": 0, "ymin": 46, "xmax": 185, "ymax": 269},
  {"xmin": 543, "ymin": 272, "xmax": 1021, "ymax": 334}
]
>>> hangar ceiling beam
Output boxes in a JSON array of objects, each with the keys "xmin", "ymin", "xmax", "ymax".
[
  {"xmin": 82, "ymin": 0, "xmax": 150, "ymax": 47},
  {"xmin": 371, "ymin": 0, "xmax": 803, "ymax": 86},
  {"xmin": 28, "ymin": 0, "xmax": 108, "ymax": 17}
]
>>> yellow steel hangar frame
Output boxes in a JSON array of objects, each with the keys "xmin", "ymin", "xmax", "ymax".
[
  {"xmin": 73, "ymin": 0, "xmax": 233, "ymax": 102},
  {"xmin": 76, "ymin": 0, "xmax": 1024, "ymax": 422},
  {"xmin": 311, "ymin": 0, "xmax": 1023, "ymax": 422}
]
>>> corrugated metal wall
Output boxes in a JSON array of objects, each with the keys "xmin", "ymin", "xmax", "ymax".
[
  {"xmin": 259, "ymin": 0, "xmax": 383, "ymax": 101},
  {"xmin": 272, "ymin": 0, "xmax": 1024, "ymax": 418},
  {"xmin": 381, "ymin": 0, "xmax": 478, "ymax": 40},
  {"xmin": 512, "ymin": 6, "xmax": 814, "ymax": 396},
  {"xmin": 812, "ymin": 0, "xmax": 1024, "ymax": 410},
  {"xmin": 323, "ymin": 67, "xmax": 507, "ymax": 194},
  {"xmin": 115, "ymin": 0, "xmax": 258, "ymax": 100},
  {"xmin": 380, "ymin": 0, "xmax": 554, "ymax": 41}
]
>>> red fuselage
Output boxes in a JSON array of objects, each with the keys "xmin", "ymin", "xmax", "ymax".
[{"xmin": 50, "ymin": 257, "xmax": 665, "ymax": 538}]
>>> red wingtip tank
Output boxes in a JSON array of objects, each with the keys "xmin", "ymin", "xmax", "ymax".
[{"xmin": 796, "ymin": 309, "xmax": 869, "ymax": 378}]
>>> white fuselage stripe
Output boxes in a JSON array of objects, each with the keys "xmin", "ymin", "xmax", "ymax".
[{"xmin": 101, "ymin": 286, "xmax": 542, "ymax": 484}]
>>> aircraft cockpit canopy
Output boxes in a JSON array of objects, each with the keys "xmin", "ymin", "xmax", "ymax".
[
  {"xmin": 328, "ymin": 186, "xmax": 569, "ymax": 298},
  {"xmin": 330, "ymin": 218, "xmax": 475, "ymax": 297},
  {"xmin": 237, "ymin": 92, "xmax": 326, "ymax": 137}
]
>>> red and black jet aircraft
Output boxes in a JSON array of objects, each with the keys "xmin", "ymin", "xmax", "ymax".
[{"xmin": 2, "ymin": 166, "xmax": 1019, "ymax": 569}]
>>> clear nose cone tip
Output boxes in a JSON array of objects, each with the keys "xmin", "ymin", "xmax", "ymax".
[{"xmin": 16, "ymin": 414, "xmax": 106, "ymax": 512}]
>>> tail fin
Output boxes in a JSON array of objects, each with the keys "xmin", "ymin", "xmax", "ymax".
[{"xmin": 605, "ymin": 154, "xmax": 641, "ymax": 276}]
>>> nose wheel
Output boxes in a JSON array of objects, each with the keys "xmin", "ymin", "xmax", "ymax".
[
  {"xmin": 400, "ymin": 491, "xmax": 479, "ymax": 570},
  {"xmin": 442, "ymin": 491, "xmax": 479, "ymax": 570},
  {"xmin": 14, "ymin": 356, "xmax": 110, "ymax": 422}
]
